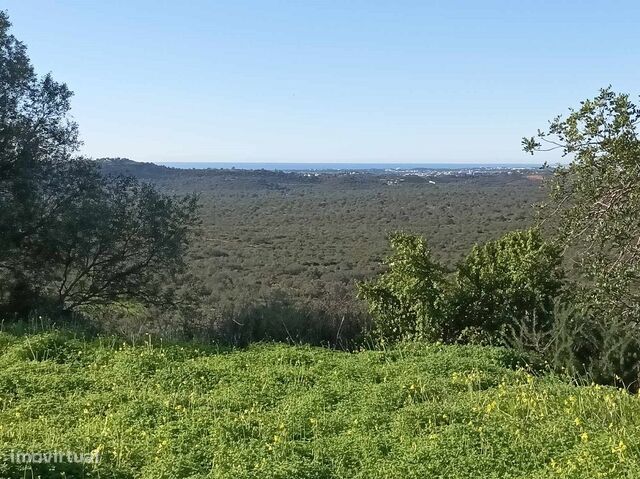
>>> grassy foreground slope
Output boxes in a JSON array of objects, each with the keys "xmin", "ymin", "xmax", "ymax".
[{"xmin": 0, "ymin": 332, "xmax": 638, "ymax": 478}]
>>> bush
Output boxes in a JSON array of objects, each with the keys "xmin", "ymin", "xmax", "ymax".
[
  {"xmin": 358, "ymin": 229, "xmax": 565, "ymax": 346},
  {"xmin": 357, "ymin": 233, "xmax": 448, "ymax": 343},
  {"xmin": 449, "ymin": 229, "xmax": 564, "ymax": 344},
  {"xmin": 545, "ymin": 292, "xmax": 640, "ymax": 389}
]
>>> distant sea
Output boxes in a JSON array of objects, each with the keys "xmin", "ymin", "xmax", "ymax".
[{"xmin": 156, "ymin": 162, "xmax": 540, "ymax": 172}]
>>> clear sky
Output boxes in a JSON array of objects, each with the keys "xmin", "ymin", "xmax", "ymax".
[{"xmin": 4, "ymin": 1, "xmax": 639, "ymax": 164}]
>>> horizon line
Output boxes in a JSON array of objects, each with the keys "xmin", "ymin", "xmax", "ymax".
[{"xmin": 149, "ymin": 160, "xmax": 543, "ymax": 165}]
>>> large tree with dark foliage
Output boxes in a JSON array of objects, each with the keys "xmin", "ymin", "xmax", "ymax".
[{"xmin": 0, "ymin": 11, "xmax": 199, "ymax": 315}]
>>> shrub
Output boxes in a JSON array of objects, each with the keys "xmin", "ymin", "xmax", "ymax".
[
  {"xmin": 448, "ymin": 229, "xmax": 564, "ymax": 344},
  {"xmin": 356, "ymin": 233, "xmax": 448, "ymax": 343},
  {"xmin": 545, "ymin": 291, "xmax": 640, "ymax": 389},
  {"xmin": 358, "ymin": 229, "xmax": 565, "ymax": 347}
]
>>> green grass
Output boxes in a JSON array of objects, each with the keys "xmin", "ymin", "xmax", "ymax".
[{"xmin": 0, "ymin": 331, "xmax": 638, "ymax": 478}]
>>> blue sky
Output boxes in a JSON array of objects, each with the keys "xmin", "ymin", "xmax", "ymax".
[{"xmin": 4, "ymin": 1, "xmax": 639, "ymax": 163}]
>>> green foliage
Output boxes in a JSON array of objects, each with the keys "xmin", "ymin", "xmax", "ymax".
[
  {"xmin": 543, "ymin": 293, "xmax": 640, "ymax": 389},
  {"xmin": 524, "ymin": 87, "xmax": 640, "ymax": 386},
  {"xmin": 47, "ymin": 173, "xmax": 199, "ymax": 310},
  {"xmin": 524, "ymin": 87, "xmax": 640, "ymax": 321},
  {"xmin": 0, "ymin": 12, "xmax": 199, "ymax": 315},
  {"xmin": 357, "ymin": 233, "xmax": 448, "ymax": 342},
  {"xmin": 450, "ymin": 229, "xmax": 564, "ymax": 343},
  {"xmin": 102, "ymin": 158, "xmax": 543, "ymax": 340},
  {"xmin": 0, "ymin": 330, "xmax": 639, "ymax": 478},
  {"xmin": 358, "ymin": 229, "xmax": 564, "ymax": 346}
]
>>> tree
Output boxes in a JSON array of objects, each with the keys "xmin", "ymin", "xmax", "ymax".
[
  {"xmin": 0, "ymin": 11, "xmax": 199, "ymax": 315},
  {"xmin": 45, "ymin": 170, "xmax": 199, "ymax": 310},
  {"xmin": 356, "ymin": 232, "xmax": 447, "ymax": 343},
  {"xmin": 523, "ymin": 88, "xmax": 640, "ymax": 324},
  {"xmin": 524, "ymin": 87, "xmax": 640, "ymax": 385},
  {"xmin": 449, "ymin": 229, "xmax": 564, "ymax": 344}
]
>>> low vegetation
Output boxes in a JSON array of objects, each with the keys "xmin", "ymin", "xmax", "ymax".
[
  {"xmin": 1, "ymin": 330, "xmax": 639, "ymax": 479},
  {"xmin": 357, "ymin": 229, "xmax": 564, "ymax": 345}
]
